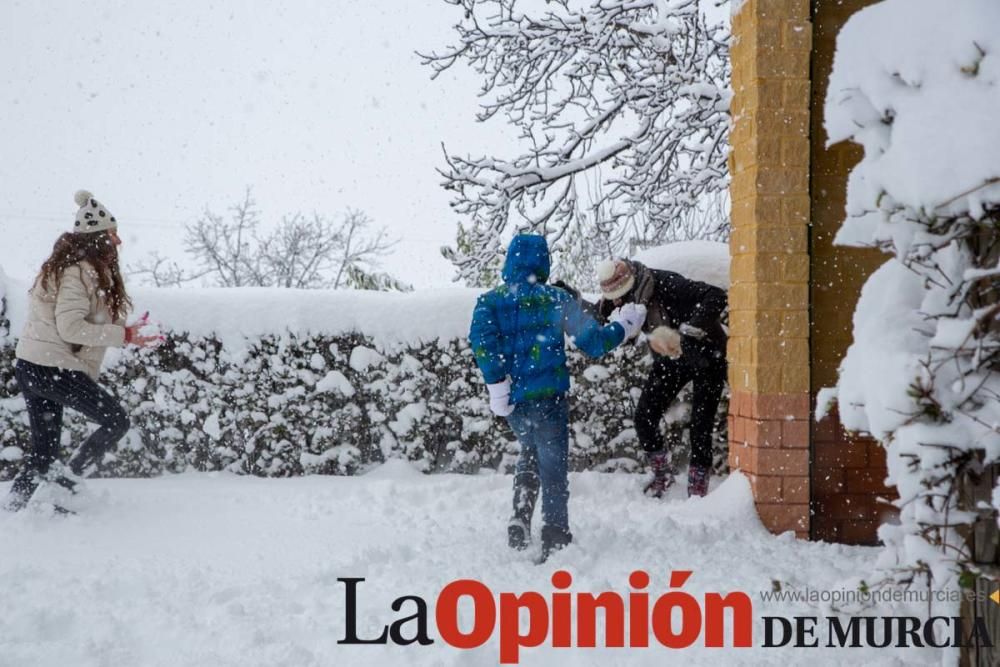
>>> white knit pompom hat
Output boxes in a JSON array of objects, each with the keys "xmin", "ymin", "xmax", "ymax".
[
  {"xmin": 73, "ymin": 190, "xmax": 117, "ymax": 234},
  {"xmin": 596, "ymin": 259, "xmax": 635, "ymax": 300}
]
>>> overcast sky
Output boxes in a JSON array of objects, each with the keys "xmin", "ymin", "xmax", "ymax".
[{"xmin": 0, "ymin": 0, "xmax": 516, "ymax": 288}]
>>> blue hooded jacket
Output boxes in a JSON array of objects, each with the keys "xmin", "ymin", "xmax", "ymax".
[{"xmin": 468, "ymin": 234, "xmax": 626, "ymax": 403}]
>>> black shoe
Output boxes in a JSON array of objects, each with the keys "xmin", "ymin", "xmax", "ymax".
[
  {"xmin": 508, "ymin": 519, "xmax": 530, "ymax": 550},
  {"xmin": 52, "ymin": 475, "xmax": 79, "ymax": 495},
  {"xmin": 537, "ymin": 525, "xmax": 573, "ymax": 563}
]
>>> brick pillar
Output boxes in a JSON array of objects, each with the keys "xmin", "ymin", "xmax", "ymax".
[
  {"xmin": 809, "ymin": 0, "xmax": 893, "ymax": 545},
  {"xmin": 728, "ymin": 0, "xmax": 813, "ymax": 539}
]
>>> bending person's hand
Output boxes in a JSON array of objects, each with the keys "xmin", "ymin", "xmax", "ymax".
[{"xmin": 648, "ymin": 326, "xmax": 682, "ymax": 359}]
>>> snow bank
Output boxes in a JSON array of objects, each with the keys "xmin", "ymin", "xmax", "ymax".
[
  {"xmin": 826, "ymin": 0, "xmax": 1000, "ymax": 247},
  {"xmin": 633, "ymin": 240, "xmax": 729, "ymax": 289}
]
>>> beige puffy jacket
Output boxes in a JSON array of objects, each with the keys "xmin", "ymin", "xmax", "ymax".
[{"xmin": 15, "ymin": 261, "xmax": 127, "ymax": 380}]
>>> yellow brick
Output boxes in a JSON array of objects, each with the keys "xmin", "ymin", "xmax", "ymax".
[
  {"xmin": 781, "ymin": 20, "xmax": 812, "ymax": 51},
  {"xmin": 755, "ymin": 135, "xmax": 783, "ymax": 164},
  {"xmin": 757, "ymin": 109, "xmax": 810, "ymax": 139},
  {"xmin": 750, "ymin": 255, "xmax": 792, "ymax": 283},
  {"xmin": 781, "ymin": 195, "xmax": 811, "ymax": 225},
  {"xmin": 730, "ymin": 198, "xmax": 752, "ymax": 227},
  {"xmin": 758, "ymin": 225, "xmax": 808, "ymax": 253},
  {"xmin": 781, "ymin": 137, "xmax": 809, "ymax": 167},
  {"xmin": 730, "ymin": 363, "xmax": 753, "ymax": 392},
  {"xmin": 728, "ymin": 283, "xmax": 757, "ymax": 312},
  {"xmin": 756, "ymin": 49, "xmax": 810, "ymax": 79},
  {"xmin": 732, "ymin": 168, "xmax": 759, "ymax": 201},
  {"xmin": 784, "ymin": 79, "xmax": 811, "ymax": 110},
  {"xmin": 730, "ymin": 227, "xmax": 756, "ymax": 255},
  {"xmin": 782, "ymin": 254, "xmax": 810, "ymax": 282},
  {"xmin": 728, "ymin": 310, "xmax": 752, "ymax": 334},
  {"xmin": 755, "ymin": 166, "xmax": 808, "ymax": 196},
  {"xmin": 748, "ymin": 191, "xmax": 783, "ymax": 224},
  {"xmin": 728, "ymin": 337, "xmax": 750, "ymax": 368},
  {"xmin": 758, "ymin": 0, "xmax": 809, "ymax": 19},
  {"xmin": 751, "ymin": 338, "xmax": 808, "ymax": 367},
  {"xmin": 745, "ymin": 311, "xmax": 784, "ymax": 338},
  {"xmin": 781, "ymin": 311, "xmax": 810, "ymax": 337},
  {"xmin": 756, "ymin": 364, "xmax": 784, "ymax": 394},
  {"xmin": 754, "ymin": 19, "xmax": 782, "ymax": 49},
  {"xmin": 730, "ymin": 255, "xmax": 754, "ymax": 283},
  {"xmin": 782, "ymin": 364, "xmax": 811, "ymax": 394},
  {"xmin": 757, "ymin": 79, "xmax": 785, "ymax": 109},
  {"xmin": 757, "ymin": 283, "xmax": 809, "ymax": 310}
]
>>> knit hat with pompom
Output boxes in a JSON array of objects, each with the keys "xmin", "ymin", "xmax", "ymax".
[
  {"xmin": 73, "ymin": 190, "xmax": 117, "ymax": 234},
  {"xmin": 596, "ymin": 259, "xmax": 635, "ymax": 300}
]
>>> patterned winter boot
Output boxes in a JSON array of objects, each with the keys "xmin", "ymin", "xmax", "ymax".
[
  {"xmin": 508, "ymin": 472, "xmax": 540, "ymax": 550},
  {"xmin": 643, "ymin": 450, "xmax": 676, "ymax": 499},
  {"xmin": 687, "ymin": 464, "xmax": 711, "ymax": 498},
  {"xmin": 537, "ymin": 524, "xmax": 573, "ymax": 564}
]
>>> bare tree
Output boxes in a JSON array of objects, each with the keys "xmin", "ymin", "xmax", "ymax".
[
  {"xmin": 129, "ymin": 189, "xmax": 409, "ymax": 291},
  {"xmin": 182, "ymin": 188, "xmax": 266, "ymax": 287},
  {"xmin": 422, "ymin": 0, "xmax": 731, "ymax": 284}
]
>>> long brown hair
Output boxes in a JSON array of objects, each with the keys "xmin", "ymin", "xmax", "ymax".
[{"xmin": 36, "ymin": 231, "xmax": 132, "ymax": 320}]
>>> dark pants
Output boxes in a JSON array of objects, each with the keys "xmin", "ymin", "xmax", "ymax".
[
  {"xmin": 635, "ymin": 354, "xmax": 726, "ymax": 468},
  {"xmin": 505, "ymin": 395, "xmax": 570, "ymax": 532},
  {"xmin": 12, "ymin": 359, "xmax": 130, "ymax": 489}
]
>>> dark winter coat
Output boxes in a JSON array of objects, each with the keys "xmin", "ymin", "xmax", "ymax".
[
  {"xmin": 469, "ymin": 235, "xmax": 626, "ymax": 404},
  {"xmin": 598, "ymin": 260, "xmax": 727, "ymax": 363}
]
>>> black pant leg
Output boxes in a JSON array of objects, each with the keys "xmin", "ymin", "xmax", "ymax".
[
  {"xmin": 634, "ymin": 358, "xmax": 695, "ymax": 454},
  {"xmin": 56, "ymin": 372, "xmax": 130, "ymax": 474},
  {"xmin": 13, "ymin": 361, "xmax": 129, "ymax": 476},
  {"xmin": 22, "ymin": 394, "xmax": 65, "ymax": 476},
  {"xmin": 14, "ymin": 361, "xmax": 65, "ymax": 478},
  {"xmin": 688, "ymin": 360, "xmax": 727, "ymax": 469}
]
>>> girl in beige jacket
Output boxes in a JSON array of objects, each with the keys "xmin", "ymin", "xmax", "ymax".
[{"xmin": 5, "ymin": 191, "xmax": 160, "ymax": 512}]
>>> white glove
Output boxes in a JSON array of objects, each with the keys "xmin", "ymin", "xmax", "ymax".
[
  {"xmin": 610, "ymin": 303, "xmax": 647, "ymax": 340},
  {"xmin": 486, "ymin": 378, "xmax": 516, "ymax": 417}
]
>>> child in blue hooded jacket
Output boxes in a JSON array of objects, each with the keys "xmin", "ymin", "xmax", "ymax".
[{"xmin": 469, "ymin": 234, "xmax": 646, "ymax": 561}]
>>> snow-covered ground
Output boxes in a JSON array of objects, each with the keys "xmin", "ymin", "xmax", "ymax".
[{"xmin": 0, "ymin": 465, "xmax": 944, "ymax": 666}]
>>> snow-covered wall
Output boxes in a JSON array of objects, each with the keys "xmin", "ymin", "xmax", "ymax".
[{"xmin": 0, "ymin": 242, "xmax": 730, "ymax": 479}]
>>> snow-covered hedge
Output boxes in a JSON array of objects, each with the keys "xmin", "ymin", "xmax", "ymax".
[
  {"xmin": 0, "ymin": 242, "xmax": 730, "ymax": 479},
  {"xmin": 824, "ymin": 0, "xmax": 1000, "ymax": 587}
]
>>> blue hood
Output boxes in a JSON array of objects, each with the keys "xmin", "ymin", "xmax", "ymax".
[{"xmin": 501, "ymin": 234, "xmax": 551, "ymax": 285}]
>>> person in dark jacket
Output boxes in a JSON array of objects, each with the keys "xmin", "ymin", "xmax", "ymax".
[
  {"xmin": 469, "ymin": 235, "xmax": 646, "ymax": 561},
  {"xmin": 595, "ymin": 258, "xmax": 727, "ymax": 498}
]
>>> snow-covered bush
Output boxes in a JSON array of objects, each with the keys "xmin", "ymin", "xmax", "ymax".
[
  {"xmin": 0, "ymin": 246, "xmax": 730, "ymax": 479},
  {"xmin": 824, "ymin": 0, "xmax": 1000, "ymax": 589}
]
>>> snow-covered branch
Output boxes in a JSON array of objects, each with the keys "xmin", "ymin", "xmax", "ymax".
[{"xmin": 422, "ymin": 0, "xmax": 731, "ymax": 284}]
